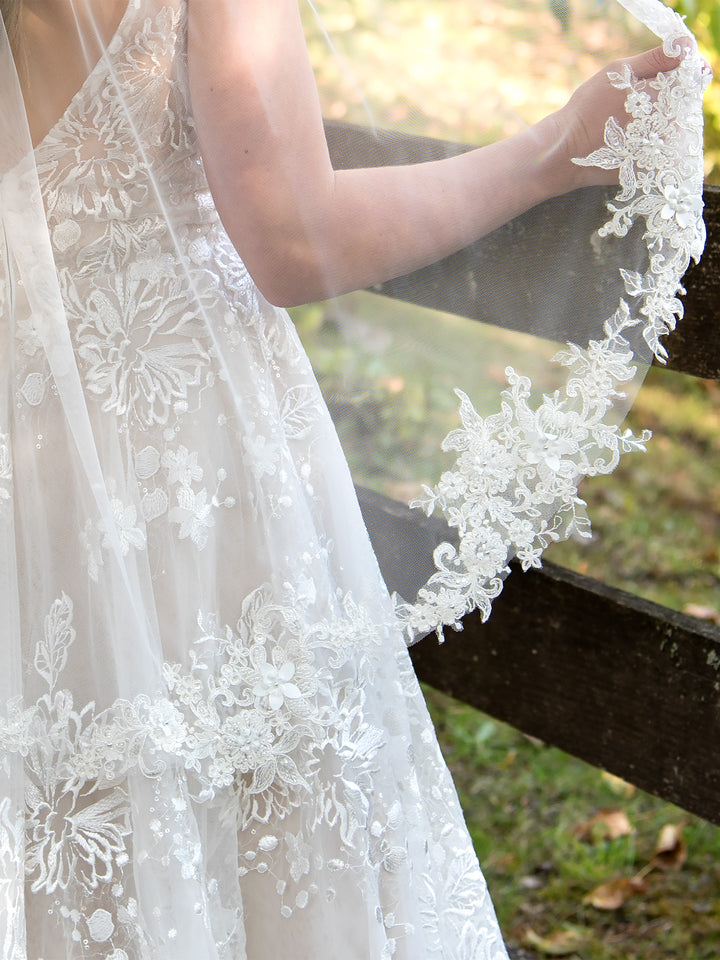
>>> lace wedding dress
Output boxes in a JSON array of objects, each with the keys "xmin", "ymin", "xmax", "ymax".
[
  {"xmin": 0, "ymin": 1, "xmax": 510, "ymax": 957},
  {"xmin": 0, "ymin": 0, "xmax": 708, "ymax": 957}
]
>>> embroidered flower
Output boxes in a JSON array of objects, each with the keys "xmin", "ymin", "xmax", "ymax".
[
  {"xmin": 169, "ymin": 486, "xmax": 214, "ymax": 548},
  {"xmin": 102, "ymin": 498, "xmax": 146, "ymax": 554},
  {"xmin": 74, "ymin": 275, "xmax": 210, "ymax": 428},
  {"xmin": 659, "ymin": 181, "xmax": 702, "ymax": 229},
  {"xmin": 37, "ymin": 106, "xmax": 148, "ymax": 222},
  {"xmin": 220, "ymin": 713, "xmax": 274, "ymax": 775},
  {"xmin": 15, "ymin": 310, "xmax": 43, "ymax": 358},
  {"xmin": 25, "ymin": 783, "xmax": 130, "ymax": 895},
  {"xmin": 146, "ymin": 701, "xmax": 187, "ymax": 754},
  {"xmin": 243, "ymin": 431, "xmax": 281, "ymax": 480},
  {"xmin": 171, "ymin": 832, "xmax": 202, "ymax": 881},
  {"xmin": 252, "ymin": 661, "xmax": 302, "ymax": 711},
  {"xmin": 162, "ymin": 446, "xmax": 203, "ymax": 486},
  {"xmin": 284, "ymin": 831, "xmax": 312, "ymax": 883}
]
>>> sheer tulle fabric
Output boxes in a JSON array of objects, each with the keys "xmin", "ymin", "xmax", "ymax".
[{"xmin": 0, "ymin": 0, "xmax": 708, "ymax": 958}]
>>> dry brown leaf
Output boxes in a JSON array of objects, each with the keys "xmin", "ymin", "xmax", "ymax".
[
  {"xmin": 583, "ymin": 875, "xmax": 647, "ymax": 910},
  {"xmin": 651, "ymin": 823, "xmax": 687, "ymax": 871},
  {"xmin": 498, "ymin": 748, "xmax": 517, "ymax": 770},
  {"xmin": 571, "ymin": 808, "xmax": 633, "ymax": 843},
  {"xmin": 491, "ymin": 852, "xmax": 519, "ymax": 872},
  {"xmin": 523, "ymin": 926, "xmax": 587, "ymax": 956},
  {"xmin": 519, "ymin": 874, "xmax": 544, "ymax": 890},
  {"xmin": 600, "ymin": 771, "xmax": 636, "ymax": 798},
  {"xmin": 683, "ymin": 603, "xmax": 720, "ymax": 625}
]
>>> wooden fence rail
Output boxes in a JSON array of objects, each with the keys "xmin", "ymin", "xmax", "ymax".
[
  {"xmin": 324, "ymin": 119, "xmax": 720, "ymax": 831},
  {"xmin": 325, "ymin": 119, "xmax": 720, "ymax": 380}
]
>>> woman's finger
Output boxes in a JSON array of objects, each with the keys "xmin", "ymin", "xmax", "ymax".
[{"xmin": 622, "ymin": 43, "xmax": 686, "ymax": 80}]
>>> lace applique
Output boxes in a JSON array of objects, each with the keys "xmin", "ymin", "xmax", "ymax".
[
  {"xmin": 0, "ymin": 797, "xmax": 25, "ymax": 959},
  {"xmin": 0, "ymin": 586, "xmax": 498, "ymax": 955},
  {"xmin": 70, "ymin": 270, "xmax": 212, "ymax": 429},
  {"xmin": 82, "ymin": 490, "xmax": 147, "ymax": 582}
]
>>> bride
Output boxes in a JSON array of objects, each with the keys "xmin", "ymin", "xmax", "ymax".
[{"xmin": 0, "ymin": 1, "xmax": 706, "ymax": 958}]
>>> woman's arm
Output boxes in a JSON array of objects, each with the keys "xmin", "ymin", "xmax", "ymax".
[{"xmin": 188, "ymin": 0, "xmax": 679, "ymax": 307}]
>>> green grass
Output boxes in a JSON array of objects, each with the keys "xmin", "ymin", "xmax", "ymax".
[
  {"xmin": 551, "ymin": 369, "xmax": 720, "ymax": 614},
  {"xmin": 424, "ymin": 687, "xmax": 720, "ymax": 959}
]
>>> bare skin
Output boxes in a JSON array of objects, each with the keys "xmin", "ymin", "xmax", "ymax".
[
  {"xmin": 188, "ymin": 4, "xmax": 680, "ymax": 306},
  {"xmin": 18, "ymin": 0, "xmax": 682, "ymax": 306},
  {"xmin": 20, "ymin": 0, "xmax": 127, "ymax": 146}
]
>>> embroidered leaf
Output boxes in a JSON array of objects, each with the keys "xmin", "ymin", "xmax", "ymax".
[
  {"xmin": 250, "ymin": 760, "xmax": 276, "ymax": 795},
  {"xmin": 604, "ymin": 115, "xmax": 628, "ymax": 153},
  {"xmin": 34, "ymin": 593, "xmax": 76, "ymax": 692},
  {"xmin": 279, "ymin": 384, "xmax": 321, "ymax": 439}
]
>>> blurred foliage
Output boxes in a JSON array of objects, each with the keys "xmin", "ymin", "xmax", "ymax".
[
  {"xmin": 304, "ymin": 0, "xmax": 719, "ymax": 180},
  {"xmin": 669, "ymin": 0, "xmax": 720, "ymax": 181}
]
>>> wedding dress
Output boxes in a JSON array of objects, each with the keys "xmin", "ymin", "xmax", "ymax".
[{"xmin": 0, "ymin": 1, "xmax": 708, "ymax": 958}]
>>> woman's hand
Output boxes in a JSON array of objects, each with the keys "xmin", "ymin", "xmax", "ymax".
[{"xmin": 545, "ymin": 45, "xmax": 684, "ymax": 192}]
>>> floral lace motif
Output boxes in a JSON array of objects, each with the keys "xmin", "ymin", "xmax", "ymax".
[
  {"xmin": 398, "ymin": 40, "xmax": 709, "ymax": 639},
  {"xmin": 0, "ymin": 586, "xmax": 500, "ymax": 958}
]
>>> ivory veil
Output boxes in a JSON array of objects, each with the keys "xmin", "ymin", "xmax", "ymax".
[{"xmin": 0, "ymin": 1, "xmax": 709, "ymax": 958}]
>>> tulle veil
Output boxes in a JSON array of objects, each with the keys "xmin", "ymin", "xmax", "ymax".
[
  {"xmin": 0, "ymin": 0, "xmax": 710, "ymax": 957},
  {"xmin": 296, "ymin": 0, "xmax": 709, "ymax": 636}
]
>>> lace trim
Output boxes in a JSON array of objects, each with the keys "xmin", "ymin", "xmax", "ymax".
[{"xmin": 398, "ymin": 40, "xmax": 710, "ymax": 640}]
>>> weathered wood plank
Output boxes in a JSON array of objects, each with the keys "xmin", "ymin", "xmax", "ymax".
[
  {"xmin": 325, "ymin": 119, "xmax": 720, "ymax": 380},
  {"xmin": 356, "ymin": 486, "xmax": 720, "ymax": 825}
]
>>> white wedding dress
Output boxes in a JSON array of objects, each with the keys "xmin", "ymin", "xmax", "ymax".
[
  {"xmin": 0, "ymin": 1, "xmax": 509, "ymax": 957},
  {"xmin": 0, "ymin": 0, "xmax": 708, "ymax": 957}
]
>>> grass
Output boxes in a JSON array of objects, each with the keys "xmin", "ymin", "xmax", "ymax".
[
  {"xmin": 424, "ymin": 686, "xmax": 720, "ymax": 959},
  {"xmin": 552, "ymin": 368, "xmax": 720, "ymax": 614}
]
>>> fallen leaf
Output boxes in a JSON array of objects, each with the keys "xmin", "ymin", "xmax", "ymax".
[
  {"xmin": 601, "ymin": 771, "xmax": 636, "ymax": 798},
  {"xmin": 584, "ymin": 875, "xmax": 647, "ymax": 910},
  {"xmin": 571, "ymin": 808, "xmax": 633, "ymax": 843},
  {"xmin": 523, "ymin": 926, "xmax": 587, "ymax": 956},
  {"xmin": 683, "ymin": 603, "xmax": 720, "ymax": 625},
  {"xmin": 651, "ymin": 823, "xmax": 687, "ymax": 871},
  {"xmin": 519, "ymin": 874, "xmax": 544, "ymax": 890},
  {"xmin": 498, "ymin": 748, "xmax": 517, "ymax": 770},
  {"xmin": 490, "ymin": 852, "xmax": 519, "ymax": 872}
]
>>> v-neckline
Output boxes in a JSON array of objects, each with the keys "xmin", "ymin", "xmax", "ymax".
[{"xmin": 31, "ymin": 0, "xmax": 135, "ymax": 153}]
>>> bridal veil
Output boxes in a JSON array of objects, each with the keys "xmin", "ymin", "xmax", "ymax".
[{"xmin": 0, "ymin": 1, "xmax": 710, "ymax": 957}]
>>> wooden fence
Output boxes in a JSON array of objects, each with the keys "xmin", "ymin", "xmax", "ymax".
[{"xmin": 325, "ymin": 119, "xmax": 720, "ymax": 839}]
